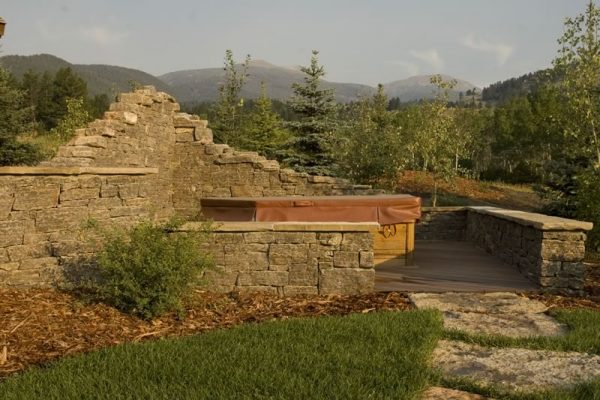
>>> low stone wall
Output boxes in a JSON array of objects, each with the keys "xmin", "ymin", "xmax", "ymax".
[
  {"xmin": 0, "ymin": 168, "xmax": 159, "ymax": 286},
  {"xmin": 466, "ymin": 207, "xmax": 593, "ymax": 294},
  {"xmin": 183, "ymin": 222, "xmax": 377, "ymax": 296},
  {"xmin": 416, "ymin": 207, "xmax": 467, "ymax": 241}
]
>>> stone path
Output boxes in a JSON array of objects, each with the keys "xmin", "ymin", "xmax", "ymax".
[{"xmin": 412, "ymin": 292, "xmax": 600, "ymax": 399}]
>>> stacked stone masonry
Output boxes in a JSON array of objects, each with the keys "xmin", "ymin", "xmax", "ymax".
[
  {"xmin": 0, "ymin": 86, "xmax": 375, "ymax": 292},
  {"xmin": 184, "ymin": 222, "xmax": 376, "ymax": 296}
]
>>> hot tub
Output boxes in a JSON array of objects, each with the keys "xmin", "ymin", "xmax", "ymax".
[{"xmin": 200, "ymin": 195, "xmax": 421, "ymax": 266}]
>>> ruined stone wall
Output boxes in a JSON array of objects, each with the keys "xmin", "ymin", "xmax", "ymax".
[
  {"xmin": 0, "ymin": 86, "xmax": 374, "ymax": 289},
  {"xmin": 416, "ymin": 207, "xmax": 467, "ymax": 241},
  {"xmin": 185, "ymin": 222, "xmax": 376, "ymax": 296},
  {"xmin": 466, "ymin": 207, "xmax": 592, "ymax": 295}
]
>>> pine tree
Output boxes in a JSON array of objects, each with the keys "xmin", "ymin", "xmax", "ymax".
[
  {"xmin": 284, "ymin": 50, "xmax": 338, "ymax": 176},
  {"xmin": 240, "ymin": 82, "xmax": 290, "ymax": 159},
  {"xmin": 211, "ymin": 50, "xmax": 250, "ymax": 145},
  {"xmin": 0, "ymin": 67, "xmax": 40, "ymax": 165}
]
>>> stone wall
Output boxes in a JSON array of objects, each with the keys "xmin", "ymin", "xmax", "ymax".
[
  {"xmin": 0, "ymin": 86, "xmax": 373, "ymax": 290},
  {"xmin": 184, "ymin": 222, "xmax": 376, "ymax": 296},
  {"xmin": 466, "ymin": 207, "xmax": 592, "ymax": 295},
  {"xmin": 0, "ymin": 168, "xmax": 158, "ymax": 286},
  {"xmin": 416, "ymin": 207, "xmax": 467, "ymax": 241}
]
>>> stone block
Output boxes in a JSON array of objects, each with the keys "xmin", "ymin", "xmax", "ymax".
[
  {"xmin": 203, "ymin": 268, "xmax": 239, "ymax": 286},
  {"xmin": 540, "ymin": 240, "xmax": 585, "ymax": 261},
  {"xmin": 36, "ymin": 207, "xmax": 88, "ymax": 232},
  {"xmin": 318, "ymin": 233, "xmax": 342, "ymax": 247},
  {"xmin": 19, "ymin": 257, "xmax": 58, "ymax": 270},
  {"xmin": 561, "ymin": 262, "xmax": 586, "ymax": 276},
  {"xmin": 194, "ymin": 127, "xmax": 213, "ymax": 144},
  {"xmin": 60, "ymin": 188, "xmax": 100, "ymax": 202},
  {"xmin": 4, "ymin": 269, "xmax": 41, "ymax": 286},
  {"xmin": 288, "ymin": 264, "xmax": 318, "ymax": 286},
  {"xmin": 13, "ymin": 186, "xmax": 60, "ymax": 211},
  {"xmin": 235, "ymin": 286, "xmax": 278, "ymax": 295},
  {"xmin": 359, "ymin": 251, "xmax": 374, "ymax": 268},
  {"xmin": 319, "ymin": 268, "xmax": 374, "ymax": 295},
  {"xmin": 0, "ymin": 193, "xmax": 14, "ymax": 219},
  {"xmin": 243, "ymin": 232, "xmax": 275, "ymax": 244},
  {"xmin": 100, "ymin": 184, "xmax": 119, "ymax": 198},
  {"xmin": 118, "ymin": 183, "xmax": 139, "ymax": 199},
  {"xmin": 175, "ymin": 127, "xmax": 195, "ymax": 142},
  {"xmin": 283, "ymin": 286, "xmax": 319, "ymax": 296},
  {"xmin": 274, "ymin": 232, "xmax": 317, "ymax": 244},
  {"xmin": 341, "ymin": 233, "xmax": 373, "ymax": 252},
  {"xmin": 538, "ymin": 260, "xmax": 561, "ymax": 277},
  {"xmin": 72, "ymin": 135, "xmax": 108, "ymax": 148},
  {"xmin": 0, "ymin": 262, "xmax": 19, "ymax": 271},
  {"xmin": 237, "ymin": 271, "xmax": 288, "ymax": 286},
  {"xmin": 231, "ymin": 185, "xmax": 263, "ymax": 197},
  {"xmin": 213, "ymin": 233, "xmax": 244, "ymax": 244},
  {"xmin": 0, "ymin": 220, "xmax": 25, "ymax": 247},
  {"xmin": 333, "ymin": 251, "xmax": 359, "ymax": 268},
  {"xmin": 269, "ymin": 244, "xmax": 309, "ymax": 264},
  {"xmin": 7, "ymin": 243, "xmax": 51, "ymax": 262}
]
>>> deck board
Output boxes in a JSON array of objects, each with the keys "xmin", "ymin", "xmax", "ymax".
[{"xmin": 375, "ymin": 240, "xmax": 539, "ymax": 292}]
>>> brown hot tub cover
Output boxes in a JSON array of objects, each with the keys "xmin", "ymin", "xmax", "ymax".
[{"xmin": 200, "ymin": 195, "xmax": 421, "ymax": 225}]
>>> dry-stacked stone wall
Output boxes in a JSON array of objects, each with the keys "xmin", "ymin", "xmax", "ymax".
[
  {"xmin": 466, "ymin": 207, "xmax": 592, "ymax": 295},
  {"xmin": 0, "ymin": 86, "xmax": 376, "ymax": 293},
  {"xmin": 416, "ymin": 207, "xmax": 467, "ymax": 240},
  {"xmin": 183, "ymin": 222, "xmax": 376, "ymax": 296}
]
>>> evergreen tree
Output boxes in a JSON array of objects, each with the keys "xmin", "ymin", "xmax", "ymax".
[
  {"xmin": 284, "ymin": 50, "xmax": 338, "ymax": 176},
  {"xmin": 211, "ymin": 50, "xmax": 250, "ymax": 145},
  {"xmin": 49, "ymin": 67, "xmax": 87, "ymax": 128},
  {"xmin": 0, "ymin": 67, "xmax": 40, "ymax": 165},
  {"xmin": 240, "ymin": 82, "xmax": 290, "ymax": 159}
]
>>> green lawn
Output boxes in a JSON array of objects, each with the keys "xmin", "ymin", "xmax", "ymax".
[{"xmin": 0, "ymin": 310, "xmax": 442, "ymax": 400}]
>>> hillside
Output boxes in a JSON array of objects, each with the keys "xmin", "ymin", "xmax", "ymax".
[
  {"xmin": 160, "ymin": 59, "xmax": 375, "ymax": 103},
  {"xmin": 0, "ymin": 54, "xmax": 172, "ymax": 96},
  {"xmin": 384, "ymin": 75, "xmax": 478, "ymax": 102},
  {"xmin": 481, "ymin": 69, "xmax": 554, "ymax": 104}
]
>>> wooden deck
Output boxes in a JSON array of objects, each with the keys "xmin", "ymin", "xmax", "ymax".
[{"xmin": 375, "ymin": 240, "xmax": 539, "ymax": 292}]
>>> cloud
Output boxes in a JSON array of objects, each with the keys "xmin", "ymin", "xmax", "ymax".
[
  {"xmin": 81, "ymin": 26, "xmax": 128, "ymax": 46},
  {"xmin": 409, "ymin": 49, "xmax": 444, "ymax": 70},
  {"xmin": 387, "ymin": 60, "xmax": 420, "ymax": 76},
  {"xmin": 460, "ymin": 34, "xmax": 514, "ymax": 65}
]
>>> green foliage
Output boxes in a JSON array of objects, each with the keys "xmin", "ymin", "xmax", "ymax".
[
  {"xmin": 87, "ymin": 219, "xmax": 214, "ymax": 320},
  {"xmin": 238, "ymin": 82, "xmax": 290, "ymax": 159},
  {"xmin": 283, "ymin": 50, "xmax": 338, "ymax": 176},
  {"xmin": 49, "ymin": 97, "xmax": 91, "ymax": 141},
  {"xmin": 575, "ymin": 168, "xmax": 600, "ymax": 253},
  {"xmin": 0, "ymin": 67, "xmax": 42, "ymax": 165},
  {"xmin": 337, "ymin": 84, "xmax": 402, "ymax": 185},
  {"xmin": 211, "ymin": 50, "xmax": 250, "ymax": 145}
]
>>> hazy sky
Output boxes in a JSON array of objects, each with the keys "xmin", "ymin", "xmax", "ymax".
[{"xmin": 0, "ymin": 1, "xmax": 591, "ymax": 87}]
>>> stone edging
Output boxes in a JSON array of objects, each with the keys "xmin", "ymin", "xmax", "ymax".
[{"xmin": 0, "ymin": 167, "xmax": 159, "ymax": 176}]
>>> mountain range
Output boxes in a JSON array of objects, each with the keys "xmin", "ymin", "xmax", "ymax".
[{"xmin": 0, "ymin": 54, "xmax": 478, "ymax": 104}]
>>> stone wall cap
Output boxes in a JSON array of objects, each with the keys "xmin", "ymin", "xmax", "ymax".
[
  {"xmin": 0, "ymin": 166, "xmax": 159, "ymax": 176},
  {"xmin": 468, "ymin": 206, "xmax": 593, "ymax": 231}
]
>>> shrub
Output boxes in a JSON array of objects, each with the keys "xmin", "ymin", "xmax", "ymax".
[
  {"xmin": 575, "ymin": 168, "xmax": 600, "ymax": 254},
  {"xmin": 88, "ymin": 218, "xmax": 213, "ymax": 320}
]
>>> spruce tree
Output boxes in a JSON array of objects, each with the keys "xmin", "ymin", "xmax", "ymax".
[
  {"xmin": 0, "ymin": 67, "xmax": 40, "ymax": 165},
  {"xmin": 240, "ymin": 82, "xmax": 290, "ymax": 159},
  {"xmin": 284, "ymin": 50, "xmax": 338, "ymax": 176}
]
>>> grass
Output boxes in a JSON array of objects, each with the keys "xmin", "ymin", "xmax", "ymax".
[{"xmin": 0, "ymin": 310, "xmax": 442, "ymax": 400}]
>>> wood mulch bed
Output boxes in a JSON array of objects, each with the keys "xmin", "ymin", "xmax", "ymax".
[
  {"xmin": 0, "ymin": 289, "xmax": 411, "ymax": 379},
  {"xmin": 1, "ymin": 284, "xmax": 598, "ymax": 381}
]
